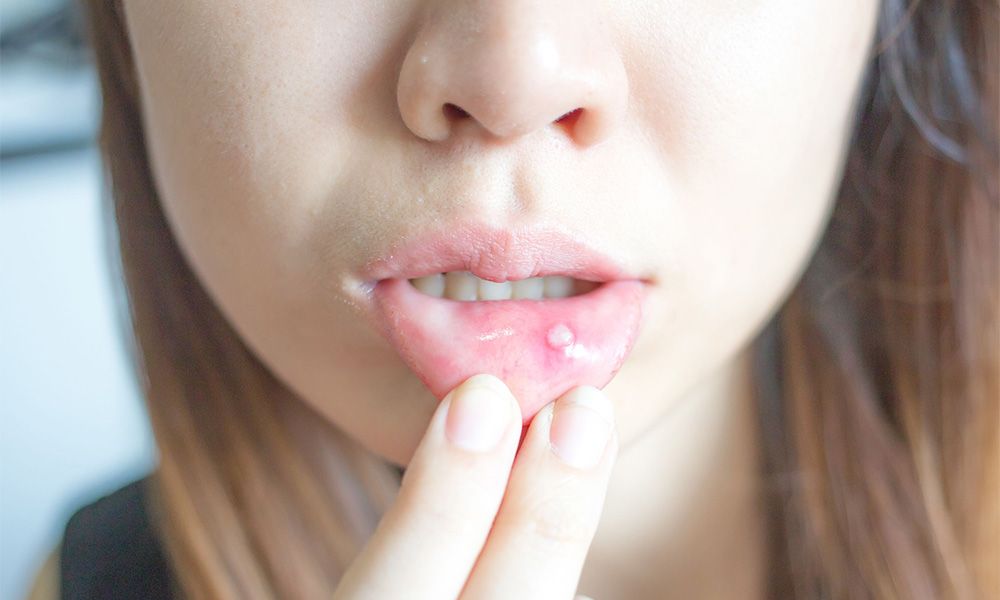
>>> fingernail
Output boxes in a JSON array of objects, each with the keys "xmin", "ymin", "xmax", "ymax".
[
  {"xmin": 549, "ymin": 387, "xmax": 614, "ymax": 469},
  {"xmin": 444, "ymin": 375, "xmax": 515, "ymax": 452}
]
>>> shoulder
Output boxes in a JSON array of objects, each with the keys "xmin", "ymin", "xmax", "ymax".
[
  {"xmin": 24, "ymin": 543, "xmax": 59, "ymax": 600},
  {"xmin": 57, "ymin": 475, "xmax": 177, "ymax": 600}
]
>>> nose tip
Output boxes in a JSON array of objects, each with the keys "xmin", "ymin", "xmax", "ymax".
[{"xmin": 396, "ymin": 2, "xmax": 628, "ymax": 147}]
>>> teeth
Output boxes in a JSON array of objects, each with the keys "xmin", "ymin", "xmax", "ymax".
[
  {"xmin": 444, "ymin": 271, "xmax": 478, "ymax": 301},
  {"xmin": 408, "ymin": 272, "xmax": 596, "ymax": 301},
  {"xmin": 410, "ymin": 273, "xmax": 444, "ymax": 297},
  {"xmin": 511, "ymin": 277, "xmax": 544, "ymax": 300},
  {"xmin": 543, "ymin": 275, "xmax": 574, "ymax": 298},
  {"xmin": 478, "ymin": 279, "xmax": 512, "ymax": 300}
]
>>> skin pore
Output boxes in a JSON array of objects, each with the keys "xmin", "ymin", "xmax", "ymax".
[{"xmin": 120, "ymin": 0, "xmax": 880, "ymax": 596}]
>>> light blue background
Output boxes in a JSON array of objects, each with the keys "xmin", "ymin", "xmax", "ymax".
[{"xmin": 1, "ymin": 86, "xmax": 157, "ymax": 600}]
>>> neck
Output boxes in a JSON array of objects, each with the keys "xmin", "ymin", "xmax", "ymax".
[{"xmin": 578, "ymin": 345, "xmax": 768, "ymax": 599}]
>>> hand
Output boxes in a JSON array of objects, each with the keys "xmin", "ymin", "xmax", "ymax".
[{"xmin": 332, "ymin": 373, "xmax": 618, "ymax": 600}]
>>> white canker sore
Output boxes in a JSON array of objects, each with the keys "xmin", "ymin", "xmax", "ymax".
[{"xmin": 546, "ymin": 323, "xmax": 575, "ymax": 350}]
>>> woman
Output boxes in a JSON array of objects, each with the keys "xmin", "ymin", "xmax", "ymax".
[{"xmin": 31, "ymin": 0, "xmax": 997, "ymax": 598}]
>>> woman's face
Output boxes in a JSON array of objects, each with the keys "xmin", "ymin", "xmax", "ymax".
[{"xmin": 122, "ymin": 0, "xmax": 879, "ymax": 465}]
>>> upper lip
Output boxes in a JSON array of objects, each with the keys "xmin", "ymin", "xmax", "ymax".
[{"xmin": 360, "ymin": 220, "xmax": 644, "ymax": 283}]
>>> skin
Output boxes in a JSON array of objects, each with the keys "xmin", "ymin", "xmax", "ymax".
[{"xmin": 121, "ymin": 0, "xmax": 880, "ymax": 596}]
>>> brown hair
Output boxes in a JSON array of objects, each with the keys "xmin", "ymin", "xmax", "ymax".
[{"xmin": 78, "ymin": 0, "xmax": 998, "ymax": 597}]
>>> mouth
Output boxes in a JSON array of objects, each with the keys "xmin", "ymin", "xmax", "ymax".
[{"xmin": 360, "ymin": 222, "xmax": 649, "ymax": 425}]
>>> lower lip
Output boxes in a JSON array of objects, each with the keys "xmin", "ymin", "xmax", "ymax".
[{"xmin": 371, "ymin": 278, "xmax": 646, "ymax": 424}]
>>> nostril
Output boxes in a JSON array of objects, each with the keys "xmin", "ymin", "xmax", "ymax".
[
  {"xmin": 443, "ymin": 103, "xmax": 470, "ymax": 120},
  {"xmin": 555, "ymin": 108, "xmax": 584, "ymax": 138},
  {"xmin": 556, "ymin": 108, "xmax": 583, "ymax": 126}
]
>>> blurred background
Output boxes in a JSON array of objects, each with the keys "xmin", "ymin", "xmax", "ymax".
[{"xmin": 1, "ymin": 1, "xmax": 157, "ymax": 598}]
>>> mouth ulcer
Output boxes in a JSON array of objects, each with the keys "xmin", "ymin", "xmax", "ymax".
[{"xmin": 408, "ymin": 271, "xmax": 602, "ymax": 301}]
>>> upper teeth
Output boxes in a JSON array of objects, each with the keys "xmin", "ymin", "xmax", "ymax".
[{"xmin": 408, "ymin": 272, "xmax": 593, "ymax": 301}]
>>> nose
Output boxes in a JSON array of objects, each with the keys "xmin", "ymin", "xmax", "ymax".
[{"xmin": 396, "ymin": 0, "xmax": 628, "ymax": 147}]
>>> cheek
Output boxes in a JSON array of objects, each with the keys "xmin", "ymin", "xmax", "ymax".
[
  {"xmin": 124, "ymin": 0, "xmax": 403, "ymax": 255},
  {"xmin": 617, "ymin": 0, "xmax": 877, "ymax": 375},
  {"xmin": 124, "ymin": 2, "xmax": 418, "ymax": 429},
  {"xmin": 124, "ymin": 1, "xmax": 387, "ymax": 337},
  {"xmin": 693, "ymin": 1, "xmax": 877, "ymax": 312}
]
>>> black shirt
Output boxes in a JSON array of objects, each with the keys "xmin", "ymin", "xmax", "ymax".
[{"xmin": 59, "ymin": 476, "xmax": 176, "ymax": 600}]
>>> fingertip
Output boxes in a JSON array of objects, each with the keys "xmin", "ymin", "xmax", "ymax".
[
  {"xmin": 459, "ymin": 373, "xmax": 523, "ymax": 429},
  {"xmin": 559, "ymin": 385, "xmax": 614, "ymax": 424},
  {"xmin": 461, "ymin": 373, "xmax": 515, "ymax": 402},
  {"xmin": 440, "ymin": 374, "xmax": 521, "ymax": 454}
]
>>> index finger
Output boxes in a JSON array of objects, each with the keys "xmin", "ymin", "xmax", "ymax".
[{"xmin": 333, "ymin": 374, "xmax": 521, "ymax": 600}]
